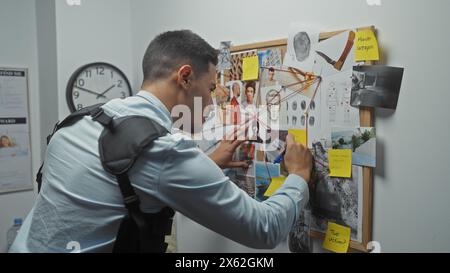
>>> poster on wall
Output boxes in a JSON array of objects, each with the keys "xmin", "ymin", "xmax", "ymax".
[{"xmin": 0, "ymin": 67, "xmax": 33, "ymax": 193}]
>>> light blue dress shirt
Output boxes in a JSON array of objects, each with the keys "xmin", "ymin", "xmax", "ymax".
[{"xmin": 10, "ymin": 91, "xmax": 309, "ymax": 253}]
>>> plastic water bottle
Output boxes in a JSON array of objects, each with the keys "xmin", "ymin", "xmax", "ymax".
[{"xmin": 6, "ymin": 218, "xmax": 22, "ymax": 251}]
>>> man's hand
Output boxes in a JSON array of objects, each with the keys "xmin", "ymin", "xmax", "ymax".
[
  {"xmin": 209, "ymin": 139, "xmax": 249, "ymax": 169},
  {"xmin": 284, "ymin": 133, "xmax": 313, "ymax": 183}
]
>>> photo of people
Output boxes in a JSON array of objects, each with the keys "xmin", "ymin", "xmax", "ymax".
[
  {"xmin": 235, "ymin": 142, "xmax": 255, "ymax": 177},
  {"xmin": 211, "ymin": 83, "xmax": 230, "ymax": 125},
  {"xmin": 226, "ymin": 81, "xmax": 242, "ymax": 125},
  {"xmin": 261, "ymin": 67, "xmax": 277, "ymax": 87},
  {"xmin": 266, "ymin": 89, "xmax": 281, "ymax": 122},
  {"xmin": 227, "ymin": 81, "xmax": 242, "ymax": 101},
  {"xmin": 241, "ymin": 81, "xmax": 257, "ymax": 108},
  {"xmin": 227, "ymin": 141, "xmax": 257, "ymax": 198},
  {"xmin": 0, "ymin": 133, "xmax": 29, "ymax": 158},
  {"xmin": 0, "ymin": 135, "xmax": 15, "ymax": 148}
]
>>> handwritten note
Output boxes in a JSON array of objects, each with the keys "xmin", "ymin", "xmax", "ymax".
[
  {"xmin": 264, "ymin": 177, "xmax": 286, "ymax": 197},
  {"xmin": 328, "ymin": 149, "xmax": 352, "ymax": 178},
  {"xmin": 288, "ymin": 129, "xmax": 307, "ymax": 146},
  {"xmin": 354, "ymin": 29, "xmax": 379, "ymax": 61},
  {"xmin": 242, "ymin": 55, "xmax": 259, "ymax": 81},
  {"xmin": 322, "ymin": 222, "xmax": 351, "ymax": 253}
]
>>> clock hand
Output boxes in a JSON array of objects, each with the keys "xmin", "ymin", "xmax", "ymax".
[
  {"xmin": 74, "ymin": 85, "xmax": 106, "ymax": 98},
  {"xmin": 96, "ymin": 84, "xmax": 116, "ymax": 99}
]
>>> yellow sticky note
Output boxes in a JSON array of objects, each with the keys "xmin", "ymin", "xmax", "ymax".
[
  {"xmin": 242, "ymin": 55, "xmax": 259, "ymax": 81},
  {"xmin": 322, "ymin": 222, "xmax": 351, "ymax": 253},
  {"xmin": 328, "ymin": 149, "xmax": 352, "ymax": 178},
  {"xmin": 264, "ymin": 177, "xmax": 286, "ymax": 197},
  {"xmin": 354, "ymin": 29, "xmax": 379, "ymax": 61},
  {"xmin": 288, "ymin": 129, "xmax": 307, "ymax": 145}
]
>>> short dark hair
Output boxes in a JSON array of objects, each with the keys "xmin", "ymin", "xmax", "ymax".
[
  {"xmin": 142, "ymin": 30, "xmax": 218, "ymax": 82},
  {"xmin": 245, "ymin": 81, "xmax": 256, "ymax": 91}
]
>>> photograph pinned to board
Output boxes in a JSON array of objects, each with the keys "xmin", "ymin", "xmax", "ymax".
[
  {"xmin": 350, "ymin": 65, "xmax": 404, "ymax": 110},
  {"xmin": 235, "ymin": 142, "xmax": 256, "ymax": 178},
  {"xmin": 284, "ymin": 23, "xmax": 320, "ymax": 72},
  {"xmin": 260, "ymin": 66, "xmax": 278, "ymax": 88},
  {"xmin": 259, "ymin": 48, "xmax": 283, "ymax": 88},
  {"xmin": 217, "ymin": 41, "xmax": 232, "ymax": 71},
  {"xmin": 226, "ymin": 80, "xmax": 244, "ymax": 108},
  {"xmin": 330, "ymin": 127, "xmax": 376, "ymax": 167},
  {"xmin": 313, "ymin": 30, "xmax": 358, "ymax": 77},
  {"xmin": 214, "ymin": 79, "xmax": 259, "ymax": 126},
  {"xmin": 258, "ymin": 48, "xmax": 283, "ymax": 68},
  {"xmin": 253, "ymin": 130, "xmax": 291, "ymax": 202},
  {"xmin": 211, "ymin": 80, "xmax": 234, "ymax": 126},
  {"xmin": 254, "ymin": 162, "xmax": 281, "ymax": 202},
  {"xmin": 196, "ymin": 127, "xmax": 257, "ymax": 199},
  {"xmin": 309, "ymin": 141, "xmax": 363, "ymax": 242},
  {"xmin": 198, "ymin": 134, "xmax": 259, "ymax": 200},
  {"xmin": 289, "ymin": 206, "xmax": 313, "ymax": 253},
  {"xmin": 228, "ymin": 141, "xmax": 257, "ymax": 198},
  {"xmin": 258, "ymin": 84, "xmax": 285, "ymax": 131},
  {"xmin": 241, "ymin": 80, "xmax": 259, "ymax": 109},
  {"xmin": 229, "ymin": 171, "xmax": 256, "ymax": 198}
]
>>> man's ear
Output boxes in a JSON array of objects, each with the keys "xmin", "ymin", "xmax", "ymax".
[{"xmin": 177, "ymin": 65, "xmax": 193, "ymax": 90}]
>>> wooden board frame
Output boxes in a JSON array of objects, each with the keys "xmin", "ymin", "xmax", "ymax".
[{"xmin": 228, "ymin": 26, "xmax": 375, "ymax": 252}]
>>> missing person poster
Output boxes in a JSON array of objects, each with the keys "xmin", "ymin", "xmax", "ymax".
[{"xmin": 0, "ymin": 68, "xmax": 33, "ymax": 193}]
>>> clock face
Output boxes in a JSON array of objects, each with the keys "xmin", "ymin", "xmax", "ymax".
[{"xmin": 66, "ymin": 62, "xmax": 132, "ymax": 112}]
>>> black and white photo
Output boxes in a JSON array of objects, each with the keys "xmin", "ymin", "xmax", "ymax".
[{"xmin": 351, "ymin": 65, "xmax": 404, "ymax": 109}]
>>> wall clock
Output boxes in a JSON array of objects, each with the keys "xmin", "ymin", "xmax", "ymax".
[{"xmin": 66, "ymin": 62, "xmax": 132, "ymax": 112}]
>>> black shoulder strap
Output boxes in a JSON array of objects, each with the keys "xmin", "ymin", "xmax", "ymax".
[
  {"xmin": 48, "ymin": 103, "xmax": 105, "ymax": 145},
  {"xmin": 37, "ymin": 104, "xmax": 174, "ymax": 252},
  {"xmin": 92, "ymin": 109, "xmax": 174, "ymax": 253},
  {"xmin": 36, "ymin": 104, "xmax": 104, "ymax": 192},
  {"xmin": 93, "ymin": 108, "xmax": 168, "ymax": 175}
]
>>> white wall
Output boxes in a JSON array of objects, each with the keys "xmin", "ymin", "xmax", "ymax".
[
  {"xmin": 1, "ymin": 0, "xmax": 449, "ymax": 253},
  {"xmin": 54, "ymin": 0, "xmax": 134, "ymax": 119},
  {"xmin": 130, "ymin": 0, "xmax": 450, "ymax": 252},
  {"xmin": 0, "ymin": 0, "xmax": 40, "ymax": 252},
  {"xmin": 36, "ymin": 0, "xmax": 58, "ymax": 160},
  {"xmin": 0, "ymin": 0, "xmax": 135, "ymax": 252}
]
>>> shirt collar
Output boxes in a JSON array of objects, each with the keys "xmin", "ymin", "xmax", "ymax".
[{"xmin": 135, "ymin": 90, "xmax": 173, "ymax": 131}]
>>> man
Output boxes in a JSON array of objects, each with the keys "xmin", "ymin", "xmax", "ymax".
[
  {"xmin": 10, "ymin": 30, "xmax": 312, "ymax": 252},
  {"xmin": 229, "ymin": 82, "xmax": 241, "ymax": 125},
  {"xmin": 262, "ymin": 67, "xmax": 277, "ymax": 88}
]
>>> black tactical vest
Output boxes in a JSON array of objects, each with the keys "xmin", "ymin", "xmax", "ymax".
[{"xmin": 36, "ymin": 103, "xmax": 174, "ymax": 253}]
